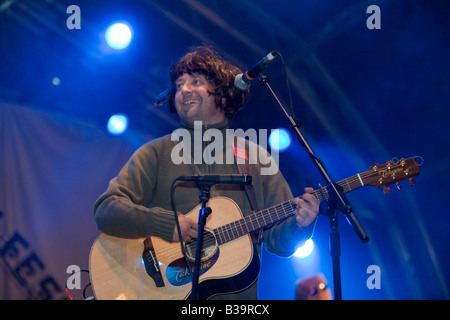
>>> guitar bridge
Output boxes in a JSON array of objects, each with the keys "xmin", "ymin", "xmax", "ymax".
[{"xmin": 142, "ymin": 237, "xmax": 165, "ymax": 287}]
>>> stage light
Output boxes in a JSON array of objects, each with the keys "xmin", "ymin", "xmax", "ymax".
[
  {"xmin": 105, "ymin": 22, "xmax": 133, "ymax": 50},
  {"xmin": 107, "ymin": 114, "xmax": 128, "ymax": 135},
  {"xmin": 269, "ymin": 128, "xmax": 291, "ymax": 152},
  {"xmin": 52, "ymin": 77, "xmax": 61, "ymax": 86},
  {"xmin": 294, "ymin": 239, "xmax": 314, "ymax": 258}
]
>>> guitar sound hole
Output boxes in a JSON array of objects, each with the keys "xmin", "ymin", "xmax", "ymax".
[
  {"xmin": 166, "ymin": 228, "xmax": 220, "ymax": 287},
  {"xmin": 184, "ymin": 228, "xmax": 218, "ymax": 262}
]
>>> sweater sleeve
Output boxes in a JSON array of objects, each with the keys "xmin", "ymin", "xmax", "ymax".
[
  {"xmin": 93, "ymin": 142, "xmax": 176, "ymax": 242},
  {"xmin": 259, "ymin": 155, "xmax": 316, "ymax": 258}
]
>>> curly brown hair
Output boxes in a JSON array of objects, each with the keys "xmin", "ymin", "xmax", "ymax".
[{"xmin": 155, "ymin": 46, "xmax": 249, "ymax": 119}]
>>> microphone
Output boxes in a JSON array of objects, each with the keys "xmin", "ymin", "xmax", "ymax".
[
  {"xmin": 177, "ymin": 174, "xmax": 252, "ymax": 185},
  {"xmin": 234, "ymin": 51, "xmax": 279, "ymax": 90}
]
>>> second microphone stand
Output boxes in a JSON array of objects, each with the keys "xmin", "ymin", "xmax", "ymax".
[
  {"xmin": 190, "ymin": 181, "xmax": 213, "ymax": 300},
  {"xmin": 259, "ymin": 73, "xmax": 369, "ymax": 300}
]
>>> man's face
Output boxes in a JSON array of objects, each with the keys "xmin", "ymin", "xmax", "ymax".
[{"xmin": 174, "ymin": 73, "xmax": 225, "ymax": 125}]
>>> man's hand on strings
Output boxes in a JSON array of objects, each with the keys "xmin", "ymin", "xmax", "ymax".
[{"xmin": 292, "ymin": 187, "xmax": 319, "ymax": 228}]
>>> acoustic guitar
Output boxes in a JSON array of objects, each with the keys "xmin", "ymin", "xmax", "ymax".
[{"xmin": 89, "ymin": 157, "xmax": 422, "ymax": 300}]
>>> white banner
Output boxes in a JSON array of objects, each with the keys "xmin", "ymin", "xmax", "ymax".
[{"xmin": 0, "ymin": 103, "xmax": 133, "ymax": 299}]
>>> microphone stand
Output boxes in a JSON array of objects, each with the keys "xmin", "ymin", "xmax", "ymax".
[
  {"xmin": 259, "ymin": 74, "xmax": 369, "ymax": 300},
  {"xmin": 190, "ymin": 181, "xmax": 214, "ymax": 300}
]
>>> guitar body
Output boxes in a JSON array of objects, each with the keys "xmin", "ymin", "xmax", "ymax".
[{"xmin": 89, "ymin": 197, "xmax": 259, "ymax": 300}]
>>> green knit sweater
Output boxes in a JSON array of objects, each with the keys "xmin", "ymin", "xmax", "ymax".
[{"xmin": 94, "ymin": 119, "xmax": 315, "ymax": 299}]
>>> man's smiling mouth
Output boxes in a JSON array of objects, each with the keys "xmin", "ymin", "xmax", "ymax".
[{"xmin": 183, "ymin": 99, "xmax": 199, "ymax": 106}]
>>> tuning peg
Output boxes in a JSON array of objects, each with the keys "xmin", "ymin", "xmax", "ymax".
[
  {"xmin": 409, "ymin": 178, "xmax": 416, "ymax": 186},
  {"xmin": 386, "ymin": 160, "xmax": 392, "ymax": 170},
  {"xmin": 396, "ymin": 182, "xmax": 402, "ymax": 190},
  {"xmin": 383, "ymin": 186, "xmax": 391, "ymax": 195}
]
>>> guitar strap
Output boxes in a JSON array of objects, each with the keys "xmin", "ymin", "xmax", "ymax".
[{"xmin": 233, "ymin": 136, "xmax": 263, "ymax": 245}]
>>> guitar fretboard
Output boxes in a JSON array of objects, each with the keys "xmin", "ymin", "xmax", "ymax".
[{"xmin": 213, "ymin": 173, "xmax": 365, "ymax": 245}]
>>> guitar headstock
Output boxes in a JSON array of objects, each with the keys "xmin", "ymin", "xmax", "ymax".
[{"xmin": 361, "ymin": 157, "xmax": 423, "ymax": 194}]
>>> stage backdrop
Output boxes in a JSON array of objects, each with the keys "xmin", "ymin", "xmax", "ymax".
[{"xmin": 0, "ymin": 102, "xmax": 135, "ymax": 299}]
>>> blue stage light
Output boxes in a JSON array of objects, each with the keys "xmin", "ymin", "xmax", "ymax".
[
  {"xmin": 52, "ymin": 77, "xmax": 61, "ymax": 86},
  {"xmin": 269, "ymin": 128, "xmax": 291, "ymax": 152},
  {"xmin": 107, "ymin": 114, "xmax": 128, "ymax": 135},
  {"xmin": 105, "ymin": 22, "xmax": 133, "ymax": 50},
  {"xmin": 294, "ymin": 239, "xmax": 314, "ymax": 258}
]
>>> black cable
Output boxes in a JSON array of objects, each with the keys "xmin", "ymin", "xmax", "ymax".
[
  {"xmin": 82, "ymin": 282, "xmax": 92, "ymax": 299},
  {"xmin": 273, "ymin": 51, "xmax": 295, "ymax": 118},
  {"xmin": 170, "ymin": 178, "xmax": 194, "ymax": 280},
  {"xmin": 271, "ymin": 50, "xmax": 329, "ymax": 174}
]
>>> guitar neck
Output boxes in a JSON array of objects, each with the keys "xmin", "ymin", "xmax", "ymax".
[{"xmin": 214, "ymin": 173, "xmax": 364, "ymax": 245}]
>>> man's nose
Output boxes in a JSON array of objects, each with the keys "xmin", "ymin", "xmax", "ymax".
[{"xmin": 180, "ymin": 82, "xmax": 192, "ymax": 93}]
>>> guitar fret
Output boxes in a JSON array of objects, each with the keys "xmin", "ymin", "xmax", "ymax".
[
  {"xmin": 236, "ymin": 220, "xmax": 244, "ymax": 238},
  {"xmin": 260, "ymin": 210, "xmax": 267, "ymax": 225},
  {"xmin": 215, "ymin": 229, "xmax": 223, "ymax": 245},
  {"xmin": 357, "ymin": 173, "xmax": 364, "ymax": 186},
  {"xmin": 232, "ymin": 222, "xmax": 238, "ymax": 238},
  {"xmin": 223, "ymin": 225, "xmax": 232, "ymax": 243},
  {"xmin": 243, "ymin": 217, "xmax": 250, "ymax": 234},
  {"xmin": 229, "ymin": 223, "xmax": 236, "ymax": 240},
  {"xmin": 345, "ymin": 179, "xmax": 352, "ymax": 191},
  {"xmin": 220, "ymin": 226, "xmax": 226, "ymax": 243},
  {"xmin": 288, "ymin": 201, "xmax": 296, "ymax": 214},
  {"xmin": 219, "ymin": 229, "xmax": 226, "ymax": 244},
  {"xmin": 238, "ymin": 220, "xmax": 246, "ymax": 238},
  {"xmin": 267, "ymin": 209, "xmax": 274, "ymax": 224},
  {"xmin": 276, "ymin": 204, "xmax": 284, "ymax": 220},
  {"xmin": 272, "ymin": 206, "xmax": 280, "ymax": 220},
  {"xmin": 228, "ymin": 221, "xmax": 236, "ymax": 240},
  {"xmin": 258, "ymin": 209, "xmax": 267, "ymax": 227},
  {"xmin": 247, "ymin": 215, "xmax": 256, "ymax": 231},
  {"xmin": 274, "ymin": 207, "xmax": 281, "ymax": 220},
  {"xmin": 268, "ymin": 208, "xmax": 274, "ymax": 223},
  {"xmin": 216, "ymin": 226, "xmax": 225, "ymax": 244}
]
